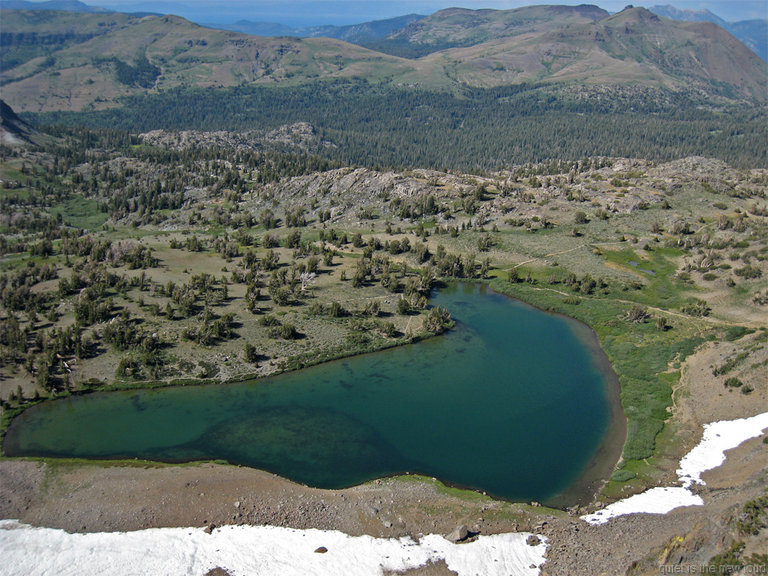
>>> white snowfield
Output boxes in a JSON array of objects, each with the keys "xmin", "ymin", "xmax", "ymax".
[
  {"xmin": 582, "ymin": 411, "xmax": 768, "ymax": 525},
  {"xmin": 0, "ymin": 521, "xmax": 548, "ymax": 576}
]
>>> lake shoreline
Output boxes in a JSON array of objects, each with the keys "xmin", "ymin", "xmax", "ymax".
[
  {"xmin": 3, "ymin": 282, "xmax": 621, "ymax": 509},
  {"xmin": 542, "ymin": 317, "xmax": 626, "ymax": 509}
]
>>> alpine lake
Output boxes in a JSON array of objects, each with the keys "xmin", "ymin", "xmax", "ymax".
[{"xmin": 4, "ymin": 283, "xmax": 626, "ymax": 507}]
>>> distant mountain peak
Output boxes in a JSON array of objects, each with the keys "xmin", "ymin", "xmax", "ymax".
[
  {"xmin": 650, "ymin": 4, "xmax": 727, "ymax": 26},
  {"xmin": 609, "ymin": 5, "xmax": 663, "ymax": 22}
]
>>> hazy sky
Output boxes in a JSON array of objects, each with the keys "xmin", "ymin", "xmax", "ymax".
[{"xmin": 34, "ymin": 0, "xmax": 768, "ymax": 25}]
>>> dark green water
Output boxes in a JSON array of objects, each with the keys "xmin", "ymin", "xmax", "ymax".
[{"xmin": 4, "ymin": 284, "xmax": 624, "ymax": 504}]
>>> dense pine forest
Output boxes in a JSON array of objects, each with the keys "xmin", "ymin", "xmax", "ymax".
[{"xmin": 27, "ymin": 81, "xmax": 768, "ymax": 172}]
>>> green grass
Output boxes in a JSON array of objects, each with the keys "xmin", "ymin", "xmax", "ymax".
[
  {"xmin": 390, "ymin": 474, "xmax": 494, "ymax": 502},
  {"xmin": 0, "ymin": 252, "xmax": 29, "ymax": 272},
  {"xmin": 0, "ymin": 186, "xmax": 36, "ymax": 201},
  {"xmin": 600, "ymin": 456, "xmax": 662, "ymax": 498},
  {"xmin": 602, "ymin": 247, "xmax": 689, "ymax": 309},
  {"xmin": 49, "ymin": 195, "xmax": 108, "ymax": 230}
]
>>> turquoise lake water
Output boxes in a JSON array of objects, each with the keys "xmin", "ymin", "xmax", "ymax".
[{"xmin": 4, "ymin": 283, "xmax": 624, "ymax": 504}]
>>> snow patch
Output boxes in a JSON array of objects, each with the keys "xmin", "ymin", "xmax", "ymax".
[
  {"xmin": 0, "ymin": 521, "xmax": 548, "ymax": 576},
  {"xmin": 582, "ymin": 412, "xmax": 768, "ymax": 525},
  {"xmin": 580, "ymin": 487, "xmax": 703, "ymax": 525},
  {"xmin": 677, "ymin": 412, "xmax": 768, "ymax": 487}
]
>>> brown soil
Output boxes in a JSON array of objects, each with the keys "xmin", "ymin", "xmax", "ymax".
[{"xmin": 0, "ymin": 460, "xmax": 541, "ymax": 537}]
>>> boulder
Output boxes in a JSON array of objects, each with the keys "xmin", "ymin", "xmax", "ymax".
[{"xmin": 446, "ymin": 524, "xmax": 469, "ymax": 543}]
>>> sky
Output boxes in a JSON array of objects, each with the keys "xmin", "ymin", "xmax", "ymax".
[{"xmin": 28, "ymin": 0, "xmax": 768, "ymax": 26}]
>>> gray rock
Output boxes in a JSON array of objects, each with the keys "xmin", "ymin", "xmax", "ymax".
[{"xmin": 446, "ymin": 524, "xmax": 469, "ymax": 543}]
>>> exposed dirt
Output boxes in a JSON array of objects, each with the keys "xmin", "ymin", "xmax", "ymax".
[{"xmin": 0, "ymin": 460, "xmax": 541, "ymax": 537}]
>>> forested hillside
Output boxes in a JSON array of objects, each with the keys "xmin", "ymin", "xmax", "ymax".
[{"xmin": 31, "ymin": 81, "xmax": 768, "ymax": 170}]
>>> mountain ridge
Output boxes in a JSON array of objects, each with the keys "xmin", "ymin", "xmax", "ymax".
[
  {"xmin": 650, "ymin": 4, "xmax": 728, "ymax": 26},
  {"xmin": 221, "ymin": 14, "xmax": 426, "ymax": 44},
  {"xmin": 377, "ymin": 4, "xmax": 610, "ymax": 57},
  {"xmin": 2, "ymin": 0, "xmax": 764, "ymax": 61},
  {"xmin": 1, "ymin": 5, "xmax": 765, "ymax": 113}
]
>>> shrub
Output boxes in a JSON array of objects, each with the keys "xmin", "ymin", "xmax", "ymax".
[
  {"xmin": 423, "ymin": 306, "xmax": 453, "ymax": 334},
  {"xmin": 379, "ymin": 321, "xmax": 397, "ymax": 337},
  {"xmin": 681, "ymin": 299, "xmax": 711, "ymax": 317},
  {"xmin": 610, "ymin": 469, "xmax": 636, "ymax": 483},
  {"xmin": 281, "ymin": 324, "xmax": 299, "ymax": 339},
  {"xmin": 363, "ymin": 300, "xmax": 380, "ymax": 317},
  {"xmin": 737, "ymin": 495, "xmax": 768, "ymax": 535},
  {"xmin": 725, "ymin": 326, "xmax": 754, "ymax": 341},
  {"xmin": 397, "ymin": 297, "xmax": 411, "ymax": 315},
  {"xmin": 625, "ymin": 304, "xmax": 649, "ymax": 323},
  {"xmin": 244, "ymin": 343, "xmax": 259, "ymax": 364},
  {"xmin": 735, "ymin": 265, "xmax": 762, "ymax": 279},
  {"xmin": 328, "ymin": 301, "xmax": 346, "ymax": 317},
  {"xmin": 258, "ymin": 315, "xmax": 280, "ymax": 327}
]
